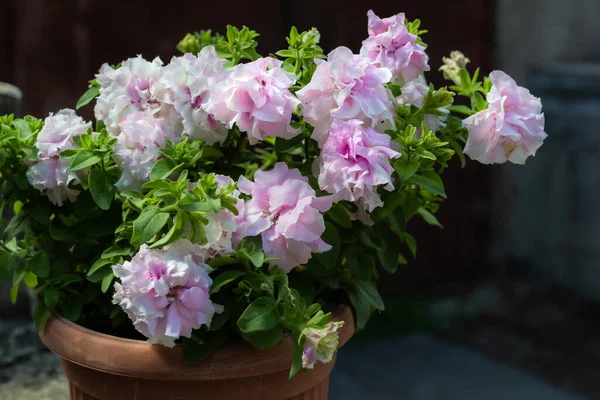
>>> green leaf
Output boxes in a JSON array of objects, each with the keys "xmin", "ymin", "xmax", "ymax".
[
  {"xmin": 289, "ymin": 336, "xmax": 305, "ymax": 378},
  {"xmin": 210, "ymin": 270, "xmax": 244, "ymax": 294},
  {"xmin": 348, "ymin": 253, "xmax": 375, "ymax": 281},
  {"xmin": 417, "ymin": 208, "xmax": 443, "ymax": 228},
  {"xmin": 178, "ymin": 196, "xmax": 220, "ymax": 213},
  {"xmin": 23, "ymin": 272, "xmax": 38, "ymax": 288},
  {"xmin": 149, "ymin": 211, "xmax": 188, "ymax": 249},
  {"xmin": 28, "ymin": 251, "xmax": 50, "ymax": 278},
  {"xmin": 243, "ymin": 326, "xmax": 284, "ymax": 349},
  {"xmin": 87, "ymin": 257, "xmax": 116, "ymax": 276},
  {"xmin": 101, "ymin": 272, "xmax": 114, "ymax": 293},
  {"xmin": 89, "ymin": 169, "xmax": 116, "ymax": 210},
  {"xmin": 209, "ymin": 307, "xmax": 232, "ymax": 332},
  {"xmin": 472, "ymin": 92, "xmax": 487, "ymax": 112},
  {"xmin": 408, "ymin": 173, "xmax": 447, "ymax": 198},
  {"xmin": 76, "ymin": 85, "xmax": 100, "ymax": 110},
  {"xmin": 237, "ymin": 237, "xmax": 265, "ymax": 269},
  {"xmin": 402, "ymin": 232, "xmax": 417, "ymax": 259},
  {"xmin": 327, "ymin": 203, "xmax": 352, "ymax": 229},
  {"xmin": 3, "ymin": 213, "xmax": 28, "ymax": 242},
  {"xmin": 345, "ymin": 279, "xmax": 384, "ymax": 330},
  {"xmin": 43, "ymin": 287, "xmax": 60, "ymax": 310},
  {"xmin": 34, "ymin": 302, "xmax": 48, "ymax": 332},
  {"xmin": 378, "ymin": 225, "xmax": 400, "ymax": 273},
  {"xmin": 208, "ymin": 256, "xmax": 239, "ymax": 269},
  {"xmin": 131, "ymin": 206, "xmax": 170, "ymax": 246},
  {"xmin": 57, "ymin": 273, "xmax": 83, "ymax": 288},
  {"xmin": 394, "ymin": 158, "xmax": 419, "ymax": 181},
  {"xmin": 59, "ymin": 298, "xmax": 82, "ymax": 321},
  {"xmin": 359, "ymin": 229, "xmax": 384, "ymax": 251},
  {"xmin": 447, "ymin": 105, "xmax": 473, "ymax": 115},
  {"xmin": 371, "ymin": 191, "xmax": 405, "ymax": 222},
  {"xmin": 459, "ymin": 68, "xmax": 472, "ymax": 91},
  {"xmin": 10, "ymin": 283, "xmax": 20, "ymax": 303},
  {"xmin": 87, "ymin": 266, "xmax": 113, "ymax": 283},
  {"xmin": 237, "ymin": 297, "xmax": 279, "ymax": 334},
  {"xmin": 150, "ymin": 158, "xmax": 176, "ymax": 181},
  {"xmin": 14, "ymin": 120, "xmax": 34, "ymax": 141},
  {"xmin": 101, "ymin": 245, "xmax": 131, "ymax": 259},
  {"xmin": 346, "ymin": 279, "xmax": 384, "ymax": 311},
  {"xmin": 70, "ymin": 151, "xmax": 102, "ymax": 171},
  {"xmin": 275, "ymin": 134, "xmax": 304, "ymax": 153},
  {"xmin": 183, "ymin": 332, "xmax": 228, "ymax": 365},
  {"xmin": 314, "ymin": 222, "xmax": 340, "ymax": 269},
  {"xmin": 22, "ymin": 201, "xmax": 50, "ymax": 225}
]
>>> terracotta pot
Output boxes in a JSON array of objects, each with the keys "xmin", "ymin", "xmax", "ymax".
[{"xmin": 39, "ymin": 306, "xmax": 354, "ymax": 400}]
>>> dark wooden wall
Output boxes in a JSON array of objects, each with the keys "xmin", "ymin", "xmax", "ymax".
[{"xmin": 0, "ymin": 0, "xmax": 495, "ymax": 283}]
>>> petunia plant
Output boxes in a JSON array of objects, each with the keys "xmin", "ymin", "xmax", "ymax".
[{"xmin": 0, "ymin": 10, "xmax": 546, "ymax": 376}]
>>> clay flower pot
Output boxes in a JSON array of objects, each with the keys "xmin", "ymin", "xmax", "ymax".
[{"xmin": 39, "ymin": 306, "xmax": 354, "ymax": 400}]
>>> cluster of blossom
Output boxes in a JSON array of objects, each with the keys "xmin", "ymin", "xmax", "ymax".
[{"xmin": 23, "ymin": 9, "xmax": 547, "ymax": 360}]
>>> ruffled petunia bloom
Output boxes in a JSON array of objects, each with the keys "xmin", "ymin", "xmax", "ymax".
[
  {"xmin": 237, "ymin": 162, "xmax": 332, "ymax": 273},
  {"xmin": 112, "ymin": 240, "xmax": 221, "ymax": 347},
  {"xmin": 26, "ymin": 157, "xmax": 79, "ymax": 206},
  {"xmin": 360, "ymin": 10, "xmax": 430, "ymax": 85},
  {"xmin": 95, "ymin": 55, "xmax": 180, "ymax": 136},
  {"xmin": 36, "ymin": 109, "xmax": 91, "ymax": 158},
  {"xmin": 296, "ymin": 46, "xmax": 395, "ymax": 146},
  {"xmin": 462, "ymin": 70, "xmax": 547, "ymax": 164},
  {"xmin": 204, "ymin": 57, "xmax": 301, "ymax": 145},
  {"xmin": 152, "ymin": 47, "xmax": 229, "ymax": 145},
  {"xmin": 301, "ymin": 321, "xmax": 345, "ymax": 369},
  {"xmin": 318, "ymin": 119, "xmax": 400, "ymax": 213},
  {"xmin": 112, "ymin": 111, "xmax": 177, "ymax": 190}
]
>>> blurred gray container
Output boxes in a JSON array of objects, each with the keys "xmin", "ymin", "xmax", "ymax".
[
  {"xmin": 0, "ymin": 82, "xmax": 22, "ymax": 116},
  {"xmin": 492, "ymin": 63, "xmax": 600, "ymax": 298}
]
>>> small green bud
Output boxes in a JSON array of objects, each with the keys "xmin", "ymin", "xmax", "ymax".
[
  {"xmin": 439, "ymin": 51, "xmax": 470, "ymax": 85},
  {"xmin": 177, "ymin": 33, "xmax": 201, "ymax": 55}
]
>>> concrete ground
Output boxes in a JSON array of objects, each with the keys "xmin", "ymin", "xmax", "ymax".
[{"xmin": 330, "ymin": 334, "xmax": 584, "ymax": 400}]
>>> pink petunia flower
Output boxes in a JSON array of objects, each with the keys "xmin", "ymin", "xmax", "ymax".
[
  {"xmin": 112, "ymin": 240, "xmax": 222, "ymax": 347},
  {"xmin": 237, "ymin": 162, "xmax": 333, "ymax": 273},
  {"xmin": 318, "ymin": 119, "xmax": 400, "ymax": 213},
  {"xmin": 204, "ymin": 57, "xmax": 301, "ymax": 145},
  {"xmin": 26, "ymin": 157, "xmax": 80, "ymax": 206},
  {"xmin": 462, "ymin": 70, "xmax": 547, "ymax": 164},
  {"xmin": 296, "ymin": 46, "xmax": 395, "ymax": 146},
  {"xmin": 36, "ymin": 109, "xmax": 91, "ymax": 158},
  {"xmin": 95, "ymin": 55, "xmax": 180, "ymax": 136},
  {"xmin": 301, "ymin": 321, "xmax": 344, "ymax": 369},
  {"xmin": 112, "ymin": 112, "xmax": 178, "ymax": 190},
  {"xmin": 360, "ymin": 10, "xmax": 430, "ymax": 84},
  {"xmin": 152, "ymin": 47, "xmax": 229, "ymax": 145}
]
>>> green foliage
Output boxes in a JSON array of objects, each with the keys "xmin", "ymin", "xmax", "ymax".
[
  {"xmin": 276, "ymin": 27, "xmax": 324, "ymax": 86},
  {"xmin": 405, "ymin": 18, "xmax": 428, "ymax": 47},
  {"xmin": 214, "ymin": 25, "xmax": 261, "ymax": 66},
  {"xmin": 76, "ymin": 79, "xmax": 100, "ymax": 110}
]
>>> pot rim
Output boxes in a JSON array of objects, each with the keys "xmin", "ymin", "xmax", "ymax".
[{"xmin": 39, "ymin": 304, "xmax": 354, "ymax": 381}]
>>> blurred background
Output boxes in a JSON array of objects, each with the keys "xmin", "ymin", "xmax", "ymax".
[{"xmin": 1, "ymin": 0, "xmax": 600, "ymax": 399}]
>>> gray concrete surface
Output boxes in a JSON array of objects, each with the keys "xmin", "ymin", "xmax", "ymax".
[{"xmin": 330, "ymin": 334, "xmax": 586, "ymax": 400}]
